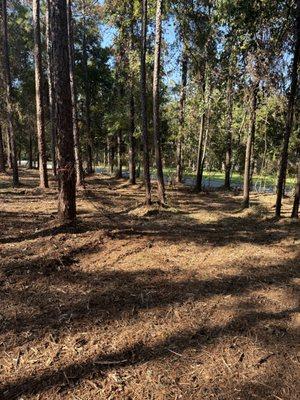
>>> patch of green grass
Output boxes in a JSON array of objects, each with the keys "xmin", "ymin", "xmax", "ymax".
[{"xmin": 161, "ymin": 167, "xmax": 295, "ymax": 188}]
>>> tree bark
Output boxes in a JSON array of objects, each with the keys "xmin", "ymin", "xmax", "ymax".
[
  {"xmin": 291, "ymin": 161, "xmax": 300, "ymax": 218},
  {"xmin": 50, "ymin": 0, "xmax": 76, "ymax": 222},
  {"xmin": 195, "ymin": 112, "xmax": 206, "ymax": 192},
  {"xmin": 224, "ymin": 64, "xmax": 233, "ymax": 190},
  {"xmin": 28, "ymin": 130, "xmax": 33, "ymax": 169},
  {"xmin": 116, "ymin": 131, "xmax": 122, "ymax": 178},
  {"xmin": 33, "ymin": 0, "xmax": 49, "ymax": 188},
  {"xmin": 67, "ymin": 0, "xmax": 84, "ymax": 187},
  {"xmin": 129, "ymin": 91, "xmax": 136, "ymax": 184},
  {"xmin": 275, "ymin": 0, "xmax": 300, "ymax": 217},
  {"xmin": 195, "ymin": 67, "xmax": 206, "ymax": 192},
  {"xmin": 128, "ymin": 16, "xmax": 136, "ymax": 184},
  {"xmin": 242, "ymin": 83, "xmax": 258, "ymax": 208},
  {"xmin": 1, "ymin": 0, "xmax": 19, "ymax": 186},
  {"xmin": 199, "ymin": 96, "xmax": 211, "ymax": 186},
  {"xmin": 5, "ymin": 126, "xmax": 12, "ymax": 169},
  {"xmin": 0, "ymin": 124, "xmax": 5, "ymax": 172},
  {"xmin": 176, "ymin": 46, "xmax": 187, "ymax": 183},
  {"xmin": 140, "ymin": 0, "xmax": 151, "ymax": 205},
  {"xmin": 152, "ymin": 0, "xmax": 165, "ymax": 204},
  {"xmin": 83, "ymin": 28, "xmax": 93, "ymax": 174},
  {"xmin": 46, "ymin": 0, "xmax": 57, "ymax": 176}
]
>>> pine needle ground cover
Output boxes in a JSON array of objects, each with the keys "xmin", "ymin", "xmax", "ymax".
[{"xmin": 0, "ymin": 169, "xmax": 299, "ymax": 400}]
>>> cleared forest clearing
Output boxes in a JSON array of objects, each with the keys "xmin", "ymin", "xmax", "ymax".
[{"xmin": 0, "ymin": 168, "xmax": 299, "ymax": 400}]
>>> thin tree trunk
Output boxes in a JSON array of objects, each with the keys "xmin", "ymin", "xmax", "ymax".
[
  {"xmin": 116, "ymin": 131, "xmax": 122, "ymax": 178},
  {"xmin": 67, "ymin": 0, "xmax": 84, "ymax": 187},
  {"xmin": 242, "ymin": 83, "xmax": 258, "ymax": 208},
  {"xmin": 110, "ymin": 144, "xmax": 115, "ymax": 175},
  {"xmin": 199, "ymin": 96, "xmax": 211, "ymax": 186},
  {"xmin": 50, "ymin": 0, "xmax": 76, "ymax": 222},
  {"xmin": 224, "ymin": 65, "xmax": 233, "ymax": 190},
  {"xmin": 46, "ymin": 0, "xmax": 57, "ymax": 176},
  {"xmin": 291, "ymin": 161, "xmax": 300, "ymax": 218},
  {"xmin": 33, "ymin": 0, "xmax": 49, "ymax": 188},
  {"xmin": 176, "ymin": 46, "xmax": 187, "ymax": 183},
  {"xmin": 275, "ymin": 0, "xmax": 300, "ymax": 217},
  {"xmin": 1, "ymin": 0, "xmax": 19, "ymax": 186},
  {"xmin": 0, "ymin": 124, "xmax": 5, "ymax": 172},
  {"xmin": 129, "ymin": 91, "xmax": 136, "ymax": 184},
  {"xmin": 152, "ymin": 0, "xmax": 165, "ymax": 204},
  {"xmin": 195, "ymin": 67, "xmax": 206, "ymax": 192},
  {"xmin": 5, "ymin": 127, "xmax": 12, "ymax": 169},
  {"xmin": 83, "ymin": 28, "xmax": 93, "ymax": 174},
  {"xmin": 195, "ymin": 112, "xmax": 206, "ymax": 192},
  {"xmin": 28, "ymin": 130, "xmax": 33, "ymax": 169},
  {"xmin": 140, "ymin": 0, "xmax": 151, "ymax": 205},
  {"xmin": 128, "ymin": 16, "xmax": 136, "ymax": 184}
]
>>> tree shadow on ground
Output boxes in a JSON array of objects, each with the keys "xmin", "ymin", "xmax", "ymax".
[
  {"xmin": 1, "ymin": 302, "xmax": 298, "ymax": 399},
  {"xmin": 1, "ymin": 249, "xmax": 299, "ymax": 352}
]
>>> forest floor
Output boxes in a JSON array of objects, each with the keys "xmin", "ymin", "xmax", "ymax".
[{"xmin": 0, "ymin": 168, "xmax": 299, "ymax": 400}]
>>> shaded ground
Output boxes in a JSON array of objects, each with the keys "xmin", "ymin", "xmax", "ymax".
[{"xmin": 0, "ymin": 168, "xmax": 299, "ymax": 400}]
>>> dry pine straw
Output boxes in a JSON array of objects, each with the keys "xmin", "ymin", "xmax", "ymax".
[{"xmin": 0, "ymin": 168, "xmax": 299, "ymax": 400}]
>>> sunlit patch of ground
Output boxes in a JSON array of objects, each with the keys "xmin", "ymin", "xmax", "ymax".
[{"xmin": 0, "ymin": 168, "xmax": 299, "ymax": 399}]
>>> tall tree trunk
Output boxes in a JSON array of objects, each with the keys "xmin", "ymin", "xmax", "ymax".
[
  {"xmin": 28, "ymin": 130, "xmax": 33, "ymax": 169},
  {"xmin": 176, "ymin": 46, "xmax": 188, "ymax": 183},
  {"xmin": 83, "ymin": 28, "xmax": 93, "ymax": 174},
  {"xmin": 33, "ymin": 0, "xmax": 49, "ymax": 188},
  {"xmin": 0, "ymin": 124, "xmax": 5, "ymax": 172},
  {"xmin": 275, "ymin": 0, "xmax": 300, "ymax": 217},
  {"xmin": 199, "ymin": 96, "xmax": 211, "ymax": 186},
  {"xmin": 1, "ymin": 0, "xmax": 19, "ymax": 186},
  {"xmin": 50, "ymin": 0, "xmax": 76, "ymax": 222},
  {"xmin": 195, "ymin": 112, "xmax": 206, "ymax": 192},
  {"xmin": 242, "ymin": 83, "xmax": 258, "ymax": 208},
  {"xmin": 140, "ymin": 0, "xmax": 151, "ymax": 205},
  {"xmin": 5, "ymin": 127, "xmax": 12, "ymax": 169},
  {"xmin": 128, "ymin": 16, "xmax": 136, "ymax": 184},
  {"xmin": 129, "ymin": 91, "xmax": 136, "ymax": 184},
  {"xmin": 291, "ymin": 161, "xmax": 300, "ymax": 218},
  {"xmin": 152, "ymin": 0, "xmax": 165, "ymax": 204},
  {"xmin": 46, "ymin": 0, "xmax": 57, "ymax": 176},
  {"xmin": 116, "ymin": 131, "xmax": 122, "ymax": 178},
  {"xmin": 110, "ymin": 145, "xmax": 114, "ymax": 175},
  {"xmin": 195, "ymin": 67, "xmax": 206, "ymax": 192},
  {"xmin": 224, "ymin": 64, "xmax": 233, "ymax": 190},
  {"xmin": 67, "ymin": 0, "xmax": 84, "ymax": 187}
]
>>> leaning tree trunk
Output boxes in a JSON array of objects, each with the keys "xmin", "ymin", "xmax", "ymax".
[
  {"xmin": 176, "ymin": 46, "xmax": 187, "ymax": 183},
  {"xmin": 0, "ymin": 124, "xmax": 5, "ymax": 172},
  {"xmin": 50, "ymin": 0, "xmax": 76, "ymax": 222},
  {"xmin": 83, "ymin": 28, "xmax": 93, "ymax": 174},
  {"xmin": 67, "ymin": 0, "xmax": 84, "ymax": 187},
  {"xmin": 1, "ymin": 0, "xmax": 19, "ymax": 186},
  {"xmin": 275, "ymin": 0, "xmax": 300, "ymax": 217},
  {"xmin": 140, "ymin": 0, "xmax": 151, "ymax": 205},
  {"xmin": 242, "ymin": 83, "xmax": 258, "ymax": 208},
  {"xmin": 291, "ymin": 160, "xmax": 300, "ymax": 218},
  {"xmin": 152, "ymin": 0, "xmax": 166, "ymax": 204},
  {"xmin": 224, "ymin": 65, "xmax": 234, "ymax": 190},
  {"xmin": 46, "ymin": 0, "xmax": 57, "ymax": 176},
  {"xmin": 33, "ymin": 0, "xmax": 49, "ymax": 188}
]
